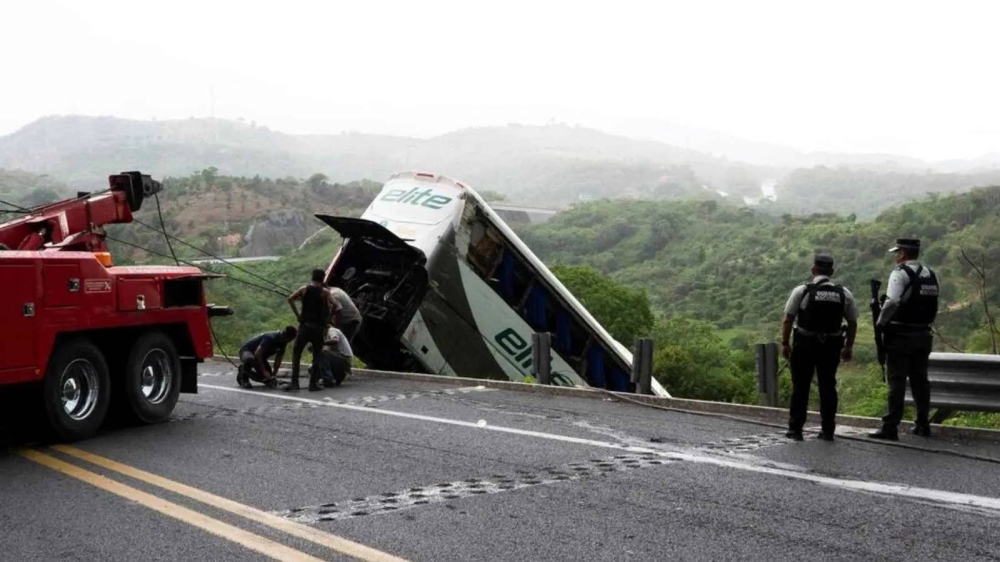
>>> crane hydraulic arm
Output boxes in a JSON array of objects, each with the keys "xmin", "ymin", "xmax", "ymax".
[{"xmin": 0, "ymin": 171, "xmax": 160, "ymax": 252}]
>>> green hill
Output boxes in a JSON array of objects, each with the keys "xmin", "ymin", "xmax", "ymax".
[
  {"xmin": 772, "ymin": 166, "xmax": 1000, "ymax": 219},
  {"xmin": 103, "ymin": 170, "xmax": 378, "ymax": 262},
  {"xmin": 0, "ymin": 169, "xmax": 73, "ymax": 209},
  {"xmin": 520, "ymin": 186, "xmax": 1000, "ymax": 353}
]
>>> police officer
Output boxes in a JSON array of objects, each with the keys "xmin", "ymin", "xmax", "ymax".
[
  {"xmin": 870, "ymin": 238, "xmax": 940, "ymax": 441},
  {"xmin": 781, "ymin": 252, "xmax": 858, "ymax": 441}
]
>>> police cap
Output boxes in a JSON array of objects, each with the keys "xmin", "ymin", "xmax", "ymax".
[{"xmin": 888, "ymin": 238, "xmax": 920, "ymax": 253}]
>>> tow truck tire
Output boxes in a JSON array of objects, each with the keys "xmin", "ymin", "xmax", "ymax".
[
  {"xmin": 42, "ymin": 339, "xmax": 111, "ymax": 442},
  {"xmin": 123, "ymin": 332, "xmax": 181, "ymax": 424}
]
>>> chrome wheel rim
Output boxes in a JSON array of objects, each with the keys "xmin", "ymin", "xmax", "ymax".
[
  {"xmin": 61, "ymin": 359, "xmax": 99, "ymax": 421},
  {"xmin": 140, "ymin": 349, "xmax": 173, "ymax": 405}
]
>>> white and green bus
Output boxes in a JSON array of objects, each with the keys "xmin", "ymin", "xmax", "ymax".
[{"xmin": 318, "ymin": 171, "xmax": 668, "ymax": 396}]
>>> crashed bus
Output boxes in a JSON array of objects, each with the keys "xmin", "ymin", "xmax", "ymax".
[{"xmin": 317, "ymin": 171, "xmax": 668, "ymax": 397}]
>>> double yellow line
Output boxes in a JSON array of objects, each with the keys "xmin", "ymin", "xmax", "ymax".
[{"xmin": 20, "ymin": 446, "xmax": 408, "ymax": 562}]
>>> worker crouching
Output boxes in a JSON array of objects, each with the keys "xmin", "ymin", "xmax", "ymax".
[
  {"xmin": 310, "ymin": 325, "xmax": 354, "ymax": 388},
  {"xmin": 236, "ymin": 326, "xmax": 297, "ymax": 389}
]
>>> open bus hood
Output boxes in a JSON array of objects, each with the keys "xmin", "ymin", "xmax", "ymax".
[{"xmin": 315, "ymin": 215, "xmax": 416, "ymax": 252}]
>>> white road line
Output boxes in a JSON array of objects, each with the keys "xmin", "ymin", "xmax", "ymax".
[
  {"xmin": 199, "ymin": 384, "xmax": 1000, "ymax": 516},
  {"xmin": 200, "ymin": 383, "xmax": 633, "ymax": 451}
]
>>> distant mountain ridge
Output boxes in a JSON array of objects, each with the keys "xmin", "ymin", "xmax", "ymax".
[
  {"xmin": 0, "ymin": 115, "xmax": 775, "ymax": 205},
  {"xmin": 556, "ymin": 116, "xmax": 1000, "ymax": 172},
  {"xmin": 2, "ymin": 115, "xmax": 998, "ymax": 215}
]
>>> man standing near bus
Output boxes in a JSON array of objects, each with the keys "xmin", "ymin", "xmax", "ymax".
[
  {"xmin": 329, "ymin": 283, "xmax": 362, "ymax": 342},
  {"xmin": 286, "ymin": 268, "xmax": 333, "ymax": 392}
]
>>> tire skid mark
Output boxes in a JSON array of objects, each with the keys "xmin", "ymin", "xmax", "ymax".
[
  {"xmin": 698, "ymin": 432, "xmax": 791, "ymax": 454},
  {"xmin": 272, "ymin": 453, "xmax": 677, "ymax": 524}
]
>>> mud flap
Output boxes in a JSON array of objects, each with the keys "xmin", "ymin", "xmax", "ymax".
[{"xmin": 180, "ymin": 357, "xmax": 198, "ymax": 394}]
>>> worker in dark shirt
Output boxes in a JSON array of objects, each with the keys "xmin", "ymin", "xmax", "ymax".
[
  {"xmin": 286, "ymin": 268, "xmax": 334, "ymax": 392},
  {"xmin": 237, "ymin": 326, "xmax": 297, "ymax": 389}
]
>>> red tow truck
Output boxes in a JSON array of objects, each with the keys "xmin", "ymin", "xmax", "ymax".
[{"xmin": 0, "ymin": 172, "xmax": 226, "ymax": 441}]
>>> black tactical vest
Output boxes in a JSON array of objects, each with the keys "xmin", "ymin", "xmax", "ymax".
[
  {"xmin": 797, "ymin": 283, "xmax": 846, "ymax": 334},
  {"xmin": 300, "ymin": 285, "xmax": 330, "ymax": 327},
  {"xmin": 893, "ymin": 265, "xmax": 939, "ymax": 325}
]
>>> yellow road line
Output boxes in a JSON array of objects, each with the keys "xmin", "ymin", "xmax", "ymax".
[
  {"xmin": 19, "ymin": 448, "xmax": 324, "ymax": 562},
  {"xmin": 53, "ymin": 445, "xmax": 408, "ymax": 562}
]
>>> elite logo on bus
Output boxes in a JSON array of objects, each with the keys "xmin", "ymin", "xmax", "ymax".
[
  {"xmin": 380, "ymin": 187, "xmax": 453, "ymax": 210},
  {"xmin": 495, "ymin": 328, "xmax": 533, "ymax": 370}
]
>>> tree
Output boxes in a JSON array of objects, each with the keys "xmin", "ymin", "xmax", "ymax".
[
  {"xmin": 960, "ymin": 248, "xmax": 999, "ymax": 354},
  {"xmin": 200, "ymin": 166, "xmax": 219, "ymax": 187},
  {"xmin": 307, "ymin": 173, "xmax": 330, "ymax": 192},
  {"xmin": 651, "ymin": 317, "xmax": 755, "ymax": 402},
  {"xmin": 551, "ymin": 265, "xmax": 654, "ymax": 345}
]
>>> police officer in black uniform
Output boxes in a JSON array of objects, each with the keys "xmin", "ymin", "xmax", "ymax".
[
  {"xmin": 781, "ymin": 253, "xmax": 858, "ymax": 441},
  {"xmin": 870, "ymin": 238, "xmax": 940, "ymax": 440},
  {"xmin": 286, "ymin": 268, "xmax": 333, "ymax": 392}
]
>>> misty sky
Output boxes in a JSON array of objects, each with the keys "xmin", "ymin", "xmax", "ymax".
[{"xmin": 1, "ymin": 0, "xmax": 997, "ymax": 161}]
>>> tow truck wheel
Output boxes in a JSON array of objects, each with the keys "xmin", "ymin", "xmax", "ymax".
[
  {"xmin": 42, "ymin": 339, "xmax": 111, "ymax": 442},
  {"xmin": 123, "ymin": 332, "xmax": 181, "ymax": 424}
]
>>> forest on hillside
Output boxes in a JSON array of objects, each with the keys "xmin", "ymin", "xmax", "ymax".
[
  {"xmin": 102, "ymin": 170, "xmax": 380, "ymax": 263},
  {"xmin": 521, "ymin": 186, "xmax": 1000, "ymax": 352}
]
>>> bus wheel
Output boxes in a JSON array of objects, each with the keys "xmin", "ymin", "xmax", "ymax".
[{"xmin": 42, "ymin": 339, "xmax": 111, "ymax": 442}]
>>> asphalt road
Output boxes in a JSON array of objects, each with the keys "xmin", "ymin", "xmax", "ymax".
[{"xmin": 3, "ymin": 361, "xmax": 1000, "ymax": 562}]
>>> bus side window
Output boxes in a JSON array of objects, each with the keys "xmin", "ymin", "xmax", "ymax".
[{"xmin": 467, "ymin": 221, "xmax": 503, "ymax": 278}]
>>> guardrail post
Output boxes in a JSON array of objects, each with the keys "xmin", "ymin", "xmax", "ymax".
[
  {"xmin": 632, "ymin": 338, "xmax": 654, "ymax": 395},
  {"xmin": 631, "ymin": 339, "xmax": 641, "ymax": 387},
  {"xmin": 755, "ymin": 343, "xmax": 779, "ymax": 407},
  {"xmin": 532, "ymin": 332, "xmax": 551, "ymax": 385}
]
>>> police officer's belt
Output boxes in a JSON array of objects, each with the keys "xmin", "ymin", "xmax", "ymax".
[
  {"xmin": 794, "ymin": 327, "xmax": 845, "ymax": 339},
  {"xmin": 886, "ymin": 321, "xmax": 931, "ymax": 332}
]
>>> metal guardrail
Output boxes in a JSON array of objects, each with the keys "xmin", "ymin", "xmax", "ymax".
[{"xmin": 908, "ymin": 352, "xmax": 1000, "ymax": 416}]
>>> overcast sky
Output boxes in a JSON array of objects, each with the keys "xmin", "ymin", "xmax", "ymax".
[{"xmin": 1, "ymin": 0, "xmax": 997, "ymax": 161}]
